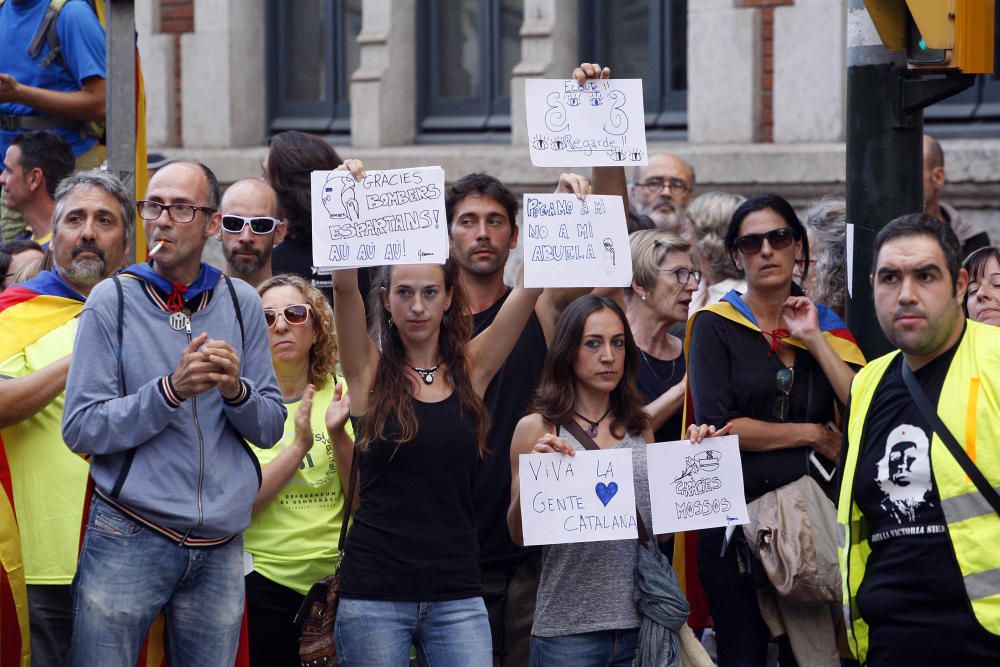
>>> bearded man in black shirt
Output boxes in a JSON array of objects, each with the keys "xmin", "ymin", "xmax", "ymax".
[{"xmin": 838, "ymin": 213, "xmax": 1000, "ymax": 667}]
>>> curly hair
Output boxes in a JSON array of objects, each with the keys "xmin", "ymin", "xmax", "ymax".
[
  {"xmin": 686, "ymin": 191, "xmax": 746, "ymax": 283},
  {"xmin": 258, "ymin": 274, "xmax": 338, "ymax": 389},
  {"xmin": 265, "ymin": 131, "xmax": 342, "ymax": 241},
  {"xmin": 361, "ymin": 259, "xmax": 492, "ymax": 456},
  {"xmin": 803, "ymin": 196, "xmax": 847, "ymax": 314},
  {"xmin": 531, "ymin": 295, "xmax": 649, "ymax": 439}
]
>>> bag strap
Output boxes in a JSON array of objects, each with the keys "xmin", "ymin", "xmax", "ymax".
[
  {"xmin": 901, "ymin": 361, "xmax": 1000, "ymax": 518},
  {"xmin": 338, "ymin": 441, "xmax": 360, "ymax": 553},
  {"xmin": 222, "ymin": 275, "xmax": 245, "ymax": 349},
  {"xmin": 561, "ymin": 419, "xmax": 651, "ymax": 544}
]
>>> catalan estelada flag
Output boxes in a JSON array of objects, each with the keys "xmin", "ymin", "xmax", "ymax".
[
  {"xmin": 675, "ymin": 290, "xmax": 865, "ymax": 628},
  {"xmin": 0, "ymin": 271, "xmax": 85, "ymax": 667}
]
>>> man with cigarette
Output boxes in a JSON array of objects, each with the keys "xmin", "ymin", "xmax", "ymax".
[
  {"xmin": 62, "ymin": 160, "xmax": 286, "ymax": 666},
  {"xmin": 217, "ymin": 177, "xmax": 285, "ymax": 287},
  {"xmin": 0, "ymin": 171, "xmax": 131, "ymax": 666}
]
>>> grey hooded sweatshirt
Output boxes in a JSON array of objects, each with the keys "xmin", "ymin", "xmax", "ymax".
[{"xmin": 62, "ymin": 271, "xmax": 285, "ymax": 541}]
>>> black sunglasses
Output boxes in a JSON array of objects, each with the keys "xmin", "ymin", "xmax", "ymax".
[
  {"xmin": 734, "ymin": 227, "xmax": 798, "ymax": 256},
  {"xmin": 221, "ymin": 215, "xmax": 280, "ymax": 235},
  {"xmin": 263, "ymin": 304, "xmax": 311, "ymax": 328}
]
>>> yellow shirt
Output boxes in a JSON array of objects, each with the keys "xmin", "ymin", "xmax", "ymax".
[
  {"xmin": 0, "ymin": 318, "xmax": 88, "ymax": 584},
  {"xmin": 244, "ymin": 375, "xmax": 353, "ymax": 595}
]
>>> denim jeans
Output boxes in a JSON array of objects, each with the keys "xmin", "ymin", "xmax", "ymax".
[
  {"xmin": 334, "ymin": 597, "xmax": 492, "ymax": 666},
  {"xmin": 529, "ymin": 629, "xmax": 638, "ymax": 667},
  {"xmin": 68, "ymin": 497, "xmax": 245, "ymax": 667}
]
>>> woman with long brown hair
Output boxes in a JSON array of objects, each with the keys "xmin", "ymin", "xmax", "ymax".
[
  {"xmin": 508, "ymin": 294, "xmax": 724, "ymax": 666},
  {"xmin": 331, "ymin": 160, "xmax": 545, "ymax": 665}
]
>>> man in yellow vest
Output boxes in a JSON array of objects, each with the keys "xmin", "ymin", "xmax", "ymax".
[{"xmin": 838, "ymin": 213, "xmax": 1000, "ymax": 665}]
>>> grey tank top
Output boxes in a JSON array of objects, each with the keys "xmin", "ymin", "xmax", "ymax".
[{"xmin": 531, "ymin": 429, "xmax": 652, "ymax": 637}]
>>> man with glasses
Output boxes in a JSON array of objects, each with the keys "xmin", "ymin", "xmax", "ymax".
[
  {"xmin": 62, "ymin": 160, "xmax": 285, "ymax": 666},
  {"xmin": 0, "ymin": 171, "xmax": 130, "ymax": 666},
  {"xmin": 217, "ymin": 177, "xmax": 284, "ymax": 287},
  {"xmin": 630, "ymin": 153, "xmax": 696, "ymax": 233}
]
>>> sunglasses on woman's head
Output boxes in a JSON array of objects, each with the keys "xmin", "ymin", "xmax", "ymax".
[
  {"xmin": 263, "ymin": 304, "xmax": 311, "ymax": 328},
  {"xmin": 221, "ymin": 215, "xmax": 280, "ymax": 235},
  {"xmin": 735, "ymin": 227, "xmax": 797, "ymax": 256}
]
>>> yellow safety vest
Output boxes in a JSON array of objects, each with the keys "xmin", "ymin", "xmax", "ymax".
[{"xmin": 838, "ymin": 319, "xmax": 1000, "ymax": 662}]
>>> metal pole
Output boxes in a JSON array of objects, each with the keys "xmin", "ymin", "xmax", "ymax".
[
  {"xmin": 106, "ymin": 0, "xmax": 137, "ymax": 263},
  {"xmin": 846, "ymin": 1, "xmax": 930, "ymax": 360}
]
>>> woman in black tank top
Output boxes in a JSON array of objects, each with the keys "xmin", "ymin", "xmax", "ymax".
[{"xmin": 330, "ymin": 159, "xmax": 544, "ymax": 667}]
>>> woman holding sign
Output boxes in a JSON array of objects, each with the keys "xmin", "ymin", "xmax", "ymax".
[
  {"xmin": 330, "ymin": 159, "xmax": 549, "ymax": 666},
  {"xmin": 686, "ymin": 193, "xmax": 865, "ymax": 667},
  {"xmin": 508, "ymin": 294, "xmax": 724, "ymax": 666}
]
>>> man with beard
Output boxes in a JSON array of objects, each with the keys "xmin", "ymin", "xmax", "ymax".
[
  {"xmin": 0, "ymin": 171, "xmax": 130, "ymax": 666},
  {"xmin": 838, "ymin": 214, "xmax": 1000, "ymax": 666},
  {"xmin": 218, "ymin": 177, "xmax": 284, "ymax": 287},
  {"xmin": 630, "ymin": 152, "xmax": 696, "ymax": 233}
]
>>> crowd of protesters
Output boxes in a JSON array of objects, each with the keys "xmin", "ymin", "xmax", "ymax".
[{"xmin": 2, "ymin": 58, "xmax": 1000, "ymax": 667}]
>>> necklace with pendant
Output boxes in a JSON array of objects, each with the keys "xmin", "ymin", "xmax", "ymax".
[
  {"xmin": 574, "ymin": 406, "xmax": 612, "ymax": 438},
  {"xmin": 410, "ymin": 364, "xmax": 440, "ymax": 385}
]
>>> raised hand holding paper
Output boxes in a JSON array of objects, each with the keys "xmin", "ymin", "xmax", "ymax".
[
  {"xmin": 523, "ymin": 194, "xmax": 632, "ymax": 288},
  {"xmin": 310, "ymin": 166, "xmax": 448, "ymax": 269},
  {"xmin": 525, "ymin": 78, "xmax": 648, "ymax": 167},
  {"xmin": 519, "ymin": 449, "xmax": 638, "ymax": 546},
  {"xmin": 646, "ymin": 435, "xmax": 749, "ymax": 534}
]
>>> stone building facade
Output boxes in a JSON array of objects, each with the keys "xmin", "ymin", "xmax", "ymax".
[{"xmin": 135, "ymin": 0, "xmax": 1000, "ymax": 237}]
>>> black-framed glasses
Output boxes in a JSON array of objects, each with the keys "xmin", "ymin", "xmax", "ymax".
[
  {"xmin": 263, "ymin": 304, "xmax": 311, "ymax": 328},
  {"xmin": 658, "ymin": 267, "xmax": 702, "ymax": 285},
  {"xmin": 772, "ymin": 367, "xmax": 795, "ymax": 421},
  {"xmin": 221, "ymin": 215, "xmax": 280, "ymax": 235},
  {"xmin": 734, "ymin": 227, "xmax": 798, "ymax": 256},
  {"xmin": 137, "ymin": 200, "xmax": 216, "ymax": 224},
  {"xmin": 634, "ymin": 177, "xmax": 691, "ymax": 196}
]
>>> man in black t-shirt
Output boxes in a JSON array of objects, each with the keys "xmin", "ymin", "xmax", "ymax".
[
  {"xmin": 839, "ymin": 213, "xmax": 1000, "ymax": 666},
  {"xmin": 447, "ymin": 169, "xmax": 617, "ymax": 666}
]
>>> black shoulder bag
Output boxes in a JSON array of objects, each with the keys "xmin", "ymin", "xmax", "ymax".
[
  {"xmin": 901, "ymin": 362, "xmax": 1000, "ymax": 518},
  {"xmin": 294, "ymin": 445, "xmax": 360, "ymax": 667}
]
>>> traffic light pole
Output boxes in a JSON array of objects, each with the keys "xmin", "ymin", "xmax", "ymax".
[
  {"xmin": 845, "ymin": 1, "xmax": 974, "ymax": 360},
  {"xmin": 106, "ymin": 0, "xmax": 137, "ymax": 263}
]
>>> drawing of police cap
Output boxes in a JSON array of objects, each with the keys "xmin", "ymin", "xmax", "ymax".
[{"xmin": 695, "ymin": 450, "xmax": 721, "ymax": 472}]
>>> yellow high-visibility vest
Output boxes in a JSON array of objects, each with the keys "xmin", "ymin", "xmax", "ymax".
[{"xmin": 838, "ymin": 319, "xmax": 1000, "ymax": 662}]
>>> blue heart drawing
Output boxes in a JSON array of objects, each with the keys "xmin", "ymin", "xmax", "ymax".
[{"xmin": 595, "ymin": 482, "xmax": 619, "ymax": 507}]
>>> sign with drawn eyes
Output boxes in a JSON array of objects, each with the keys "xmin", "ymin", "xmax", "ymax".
[
  {"xmin": 525, "ymin": 79, "xmax": 648, "ymax": 167},
  {"xmin": 519, "ymin": 449, "xmax": 638, "ymax": 546},
  {"xmin": 522, "ymin": 194, "xmax": 632, "ymax": 288},
  {"xmin": 310, "ymin": 166, "xmax": 448, "ymax": 269},
  {"xmin": 646, "ymin": 436, "xmax": 750, "ymax": 534}
]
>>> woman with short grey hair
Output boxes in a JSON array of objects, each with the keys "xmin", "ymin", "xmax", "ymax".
[
  {"xmin": 686, "ymin": 191, "xmax": 747, "ymax": 313},
  {"xmin": 802, "ymin": 196, "xmax": 847, "ymax": 317}
]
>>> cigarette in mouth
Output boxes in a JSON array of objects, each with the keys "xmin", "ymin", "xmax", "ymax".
[{"xmin": 149, "ymin": 241, "xmax": 164, "ymax": 257}]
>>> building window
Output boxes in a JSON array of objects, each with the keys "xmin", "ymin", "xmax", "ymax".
[
  {"xmin": 266, "ymin": 0, "xmax": 362, "ymax": 136},
  {"xmin": 417, "ymin": 0, "xmax": 524, "ymax": 137},
  {"xmin": 580, "ymin": 0, "xmax": 687, "ymax": 136}
]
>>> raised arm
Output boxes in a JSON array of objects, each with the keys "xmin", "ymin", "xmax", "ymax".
[
  {"xmin": 782, "ymin": 296, "xmax": 858, "ymax": 405},
  {"xmin": 467, "ymin": 264, "xmax": 542, "ymax": 396},
  {"xmin": 331, "ymin": 159, "xmax": 380, "ymax": 415}
]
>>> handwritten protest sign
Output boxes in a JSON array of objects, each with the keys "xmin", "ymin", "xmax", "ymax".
[
  {"xmin": 519, "ymin": 449, "xmax": 638, "ymax": 546},
  {"xmin": 310, "ymin": 166, "xmax": 448, "ymax": 269},
  {"xmin": 646, "ymin": 436, "xmax": 749, "ymax": 534},
  {"xmin": 525, "ymin": 78, "xmax": 648, "ymax": 167},
  {"xmin": 522, "ymin": 194, "xmax": 631, "ymax": 288}
]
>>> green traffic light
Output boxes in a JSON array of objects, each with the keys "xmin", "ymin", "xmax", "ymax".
[{"xmin": 918, "ymin": 38, "xmax": 928, "ymax": 51}]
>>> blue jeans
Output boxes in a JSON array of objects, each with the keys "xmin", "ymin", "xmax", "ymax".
[
  {"xmin": 334, "ymin": 597, "xmax": 492, "ymax": 666},
  {"xmin": 68, "ymin": 497, "xmax": 245, "ymax": 667},
  {"xmin": 530, "ymin": 629, "xmax": 638, "ymax": 667}
]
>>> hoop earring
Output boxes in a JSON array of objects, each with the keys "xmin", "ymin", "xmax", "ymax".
[{"xmin": 387, "ymin": 316, "xmax": 394, "ymax": 329}]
